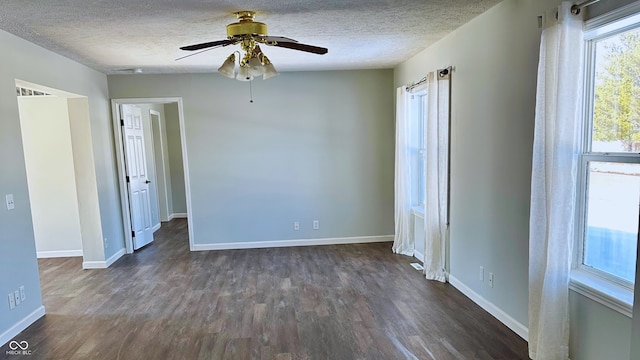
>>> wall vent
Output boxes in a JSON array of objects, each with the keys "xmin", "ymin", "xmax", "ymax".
[{"xmin": 16, "ymin": 86, "xmax": 52, "ymax": 97}]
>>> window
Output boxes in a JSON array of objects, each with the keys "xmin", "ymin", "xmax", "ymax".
[
  {"xmin": 410, "ymin": 91, "xmax": 427, "ymax": 207},
  {"xmin": 578, "ymin": 16, "xmax": 640, "ymax": 292}
]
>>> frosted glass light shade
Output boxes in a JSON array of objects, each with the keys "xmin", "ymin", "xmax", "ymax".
[
  {"xmin": 217, "ymin": 54, "xmax": 236, "ymax": 79},
  {"xmin": 236, "ymin": 65, "xmax": 253, "ymax": 81},
  {"xmin": 247, "ymin": 57, "xmax": 264, "ymax": 77},
  {"xmin": 262, "ymin": 63, "xmax": 279, "ymax": 80}
]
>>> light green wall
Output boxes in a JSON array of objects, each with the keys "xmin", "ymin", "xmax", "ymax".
[
  {"xmin": 0, "ymin": 28, "xmax": 119, "ymax": 342},
  {"xmin": 18, "ymin": 97, "xmax": 83, "ymax": 255},
  {"xmin": 164, "ymin": 102, "xmax": 187, "ymax": 215},
  {"xmin": 569, "ymin": 292, "xmax": 631, "ymax": 360},
  {"xmin": 394, "ymin": 1, "xmax": 633, "ymax": 359},
  {"xmin": 155, "ymin": 105, "xmax": 174, "ymax": 220},
  {"xmin": 67, "ymin": 97, "xmax": 105, "ymax": 262},
  {"xmin": 107, "ymin": 70, "xmax": 395, "ymax": 245}
]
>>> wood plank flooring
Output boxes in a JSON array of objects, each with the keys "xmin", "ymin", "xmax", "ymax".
[{"xmin": 4, "ymin": 219, "xmax": 528, "ymax": 359}]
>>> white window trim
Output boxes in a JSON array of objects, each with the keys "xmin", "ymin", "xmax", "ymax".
[
  {"xmin": 411, "ymin": 206, "xmax": 425, "ymax": 219},
  {"xmin": 570, "ymin": 270, "xmax": 633, "ymax": 317},
  {"xmin": 410, "ymin": 90, "xmax": 428, "ymax": 208},
  {"xmin": 572, "ymin": 5, "xmax": 640, "ymax": 317}
]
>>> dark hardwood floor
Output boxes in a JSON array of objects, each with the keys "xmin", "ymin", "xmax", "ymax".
[{"xmin": 4, "ymin": 219, "xmax": 528, "ymax": 359}]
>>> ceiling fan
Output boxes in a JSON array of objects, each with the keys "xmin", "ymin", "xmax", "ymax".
[{"xmin": 179, "ymin": 11, "xmax": 328, "ymax": 81}]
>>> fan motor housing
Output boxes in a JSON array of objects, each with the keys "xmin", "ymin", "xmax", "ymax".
[{"xmin": 227, "ymin": 11, "xmax": 268, "ymax": 37}]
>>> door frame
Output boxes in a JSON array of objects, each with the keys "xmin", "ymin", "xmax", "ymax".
[{"xmin": 111, "ymin": 97, "xmax": 193, "ymax": 254}]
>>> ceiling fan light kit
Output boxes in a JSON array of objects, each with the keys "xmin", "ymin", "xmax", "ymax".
[
  {"xmin": 217, "ymin": 53, "xmax": 237, "ymax": 78},
  {"xmin": 180, "ymin": 10, "xmax": 327, "ymax": 82}
]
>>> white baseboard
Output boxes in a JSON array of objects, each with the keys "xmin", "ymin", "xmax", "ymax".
[
  {"xmin": 192, "ymin": 235, "xmax": 393, "ymax": 251},
  {"xmin": 152, "ymin": 223, "xmax": 161, "ymax": 232},
  {"xmin": 168, "ymin": 213, "xmax": 187, "ymax": 220},
  {"xmin": 106, "ymin": 248, "xmax": 126, "ymax": 267},
  {"xmin": 449, "ymin": 275, "xmax": 529, "ymax": 341},
  {"xmin": 82, "ymin": 248, "xmax": 125, "ymax": 269},
  {"xmin": 0, "ymin": 306, "xmax": 46, "ymax": 347},
  {"xmin": 413, "ymin": 249, "xmax": 425, "ymax": 263},
  {"xmin": 36, "ymin": 249, "xmax": 83, "ymax": 258}
]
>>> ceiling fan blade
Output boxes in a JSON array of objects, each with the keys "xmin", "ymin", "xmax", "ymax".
[
  {"xmin": 256, "ymin": 35, "xmax": 298, "ymax": 43},
  {"xmin": 180, "ymin": 39, "xmax": 236, "ymax": 51},
  {"xmin": 175, "ymin": 47, "xmax": 219, "ymax": 61},
  {"xmin": 272, "ymin": 41, "xmax": 328, "ymax": 55}
]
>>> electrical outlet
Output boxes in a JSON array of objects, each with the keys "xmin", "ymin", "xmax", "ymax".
[
  {"xmin": 8, "ymin": 293, "xmax": 15, "ymax": 310},
  {"xmin": 293, "ymin": 222, "xmax": 300, "ymax": 231},
  {"xmin": 489, "ymin": 273, "xmax": 494, "ymax": 288},
  {"xmin": 104, "ymin": 238, "xmax": 108, "ymax": 249},
  {"xmin": 312, "ymin": 220, "xmax": 319, "ymax": 230},
  {"xmin": 5, "ymin": 194, "xmax": 15, "ymax": 210},
  {"xmin": 14, "ymin": 290, "xmax": 20, "ymax": 306},
  {"xmin": 19, "ymin": 286, "xmax": 25, "ymax": 301},
  {"xmin": 479, "ymin": 266, "xmax": 484, "ymax": 282}
]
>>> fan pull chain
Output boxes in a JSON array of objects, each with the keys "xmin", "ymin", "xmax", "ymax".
[{"xmin": 249, "ymin": 80, "xmax": 254, "ymax": 103}]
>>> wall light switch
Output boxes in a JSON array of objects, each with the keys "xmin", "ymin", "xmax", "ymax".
[
  {"xmin": 8, "ymin": 293, "xmax": 15, "ymax": 310},
  {"xmin": 14, "ymin": 290, "xmax": 20, "ymax": 306},
  {"xmin": 5, "ymin": 194, "xmax": 15, "ymax": 210},
  {"xmin": 19, "ymin": 286, "xmax": 25, "ymax": 301}
]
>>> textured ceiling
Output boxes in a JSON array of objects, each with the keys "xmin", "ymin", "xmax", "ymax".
[{"xmin": 0, "ymin": 0, "xmax": 502, "ymax": 74}]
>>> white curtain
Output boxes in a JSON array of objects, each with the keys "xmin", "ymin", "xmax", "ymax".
[
  {"xmin": 528, "ymin": 2, "xmax": 583, "ymax": 360},
  {"xmin": 392, "ymin": 86, "xmax": 414, "ymax": 256},
  {"xmin": 423, "ymin": 72, "xmax": 449, "ymax": 282}
]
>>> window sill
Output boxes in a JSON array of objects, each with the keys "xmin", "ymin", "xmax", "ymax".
[{"xmin": 569, "ymin": 270, "xmax": 633, "ymax": 318}]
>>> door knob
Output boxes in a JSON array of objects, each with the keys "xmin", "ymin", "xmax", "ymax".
[{"xmin": 145, "ymin": 180, "xmax": 151, "ymax": 184}]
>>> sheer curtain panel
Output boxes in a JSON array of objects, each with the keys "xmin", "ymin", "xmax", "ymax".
[
  {"xmin": 528, "ymin": 2, "xmax": 583, "ymax": 359},
  {"xmin": 423, "ymin": 72, "xmax": 449, "ymax": 282},
  {"xmin": 392, "ymin": 86, "xmax": 414, "ymax": 256}
]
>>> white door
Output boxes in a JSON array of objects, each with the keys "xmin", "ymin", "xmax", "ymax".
[{"xmin": 121, "ymin": 104, "xmax": 154, "ymax": 249}]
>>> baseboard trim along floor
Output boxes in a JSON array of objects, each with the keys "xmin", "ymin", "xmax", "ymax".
[
  {"xmin": 192, "ymin": 235, "xmax": 394, "ymax": 251},
  {"xmin": 0, "ymin": 306, "xmax": 45, "ymax": 347},
  {"xmin": 449, "ymin": 275, "xmax": 529, "ymax": 341}
]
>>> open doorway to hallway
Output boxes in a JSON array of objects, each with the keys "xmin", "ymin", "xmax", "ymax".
[
  {"xmin": 15, "ymin": 80, "xmax": 103, "ymax": 267},
  {"xmin": 111, "ymin": 98, "xmax": 191, "ymax": 254}
]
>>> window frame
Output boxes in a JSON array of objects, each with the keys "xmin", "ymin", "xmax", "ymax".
[
  {"xmin": 410, "ymin": 89, "xmax": 428, "ymax": 208},
  {"xmin": 575, "ymin": 155, "xmax": 639, "ymax": 289},
  {"xmin": 571, "ymin": 9, "xmax": 640, "ymax": 317}
]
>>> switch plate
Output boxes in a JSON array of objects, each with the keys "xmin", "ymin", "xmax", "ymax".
[
  {"xmin": 312, "ymin": 220, "xmax": 319, "ymax": 230},
  {"xmin": 19, "ymin": 286, "xmax": 25, "ymax": 301},
  {"xmin": 5, "ymin": 194, "xmax": 15, "ymax": 210},
  {"xmin": 293, "ymin": 222, "xmax": 300, "ymax": 231},
  {"xmin": 14, "ymin": 290, "xmax": 20, "ymax": 306},
  {"xmin": 8, "ymin": 293, "xmax": 15, "ymax": 309},
  {"xmin": 489, "ymin": 273, "xmax": 494, "ymax": 288}
]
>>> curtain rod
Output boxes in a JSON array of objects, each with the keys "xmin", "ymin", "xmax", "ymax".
[
  {"xmin": 571, "ymin": 0, "xmax": 601, "ymax": 15},
  {"xmin": 538, "ymin": 0, "xmax": 601, "ymax": 28},
  {"xmin": 406, "ymin": 66, "xmax": 452, "ymax": 91}
]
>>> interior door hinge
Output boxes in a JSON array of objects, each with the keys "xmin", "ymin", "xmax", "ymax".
[
  {"xmin": 131, "ymin": 230, "xmax": 135, "ymax": 238},
  {"xmin": 120, "ymin": 119, "xmax": 124, "ymax": 126},
  {"xmin": 126, "ymin": 176, "xmax": 130, "ymax": 183}
]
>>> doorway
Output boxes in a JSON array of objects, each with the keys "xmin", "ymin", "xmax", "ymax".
[
  {"xmin": 15, "ymin": 80, "xmax": 103, "ymax": 267},
  {"xmin": 111, "ymin": 98, "xmax": 192, "ymax": 254}
]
